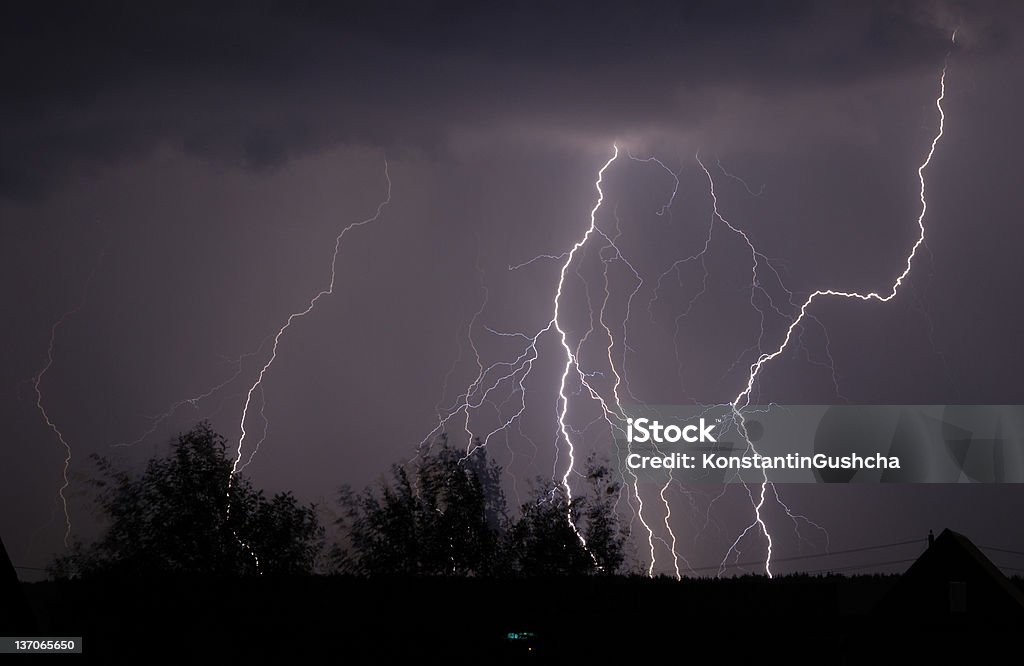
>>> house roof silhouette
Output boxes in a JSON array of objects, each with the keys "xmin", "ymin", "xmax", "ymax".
[
  {"xmin": 0, "ymin": 536, "xmax": 36, "ymax": 634},
  {"xmin": 877, "ymin": 528, "xmax": 1024, "ymax": 623}
]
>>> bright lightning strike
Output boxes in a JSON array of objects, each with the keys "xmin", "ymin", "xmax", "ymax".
[
  {"xmin": 722, "ymin": 35, "xmax": 953, "ymax": 578},
  {"xmin": 425, "ymin": 33, "xmax": 954, "ymax": 580},
  {"xmin": 553, "ymin": 146, "xmax": 620, "ymax": 553},
  {"xmin": 424, "ymin": 147, "xmax": 670, "ymax": 572}
]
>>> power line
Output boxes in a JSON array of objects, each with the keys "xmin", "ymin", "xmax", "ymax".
[
  {"xmin": 979, "ymin": 545, "xmax": 1024, "ymax": 558},
  {"xmin": 699, "ymin": 538, "xmax": 925, "ymax": 574},
  {"xmin": 798, "ymin": 557, "xmax": 918, "ymax": 575},
  {"xmin": 995, "ymin": 565, "xmax": 1024, "ymax": 574}
]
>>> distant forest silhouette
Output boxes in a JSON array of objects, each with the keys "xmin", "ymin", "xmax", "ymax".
[{"xmin": 50, "ymin": 422, "xmax": 628, "ymax": 578}]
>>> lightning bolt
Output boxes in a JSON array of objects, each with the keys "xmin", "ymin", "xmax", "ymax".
[
  {"xmin": 552, "ymin": 147, "xmax": 620, "ymax": 554},
  {"xmin": 733, "ymin": 56, "xmax": 950, "ymax": 409},
  {"xmin": 233, "ymin": 160, "xmax": 392, "ymax": 474},
  {"xmin": 32, "ymin": 251, "xmax": 104, "ymax": 548},
  {"xmin": 720, "ymin": 34, "xmax": 953, "ymax": 578},
  {"xmin": 220, "ymin": 158, "xmax": 391, "ymax": 572}
]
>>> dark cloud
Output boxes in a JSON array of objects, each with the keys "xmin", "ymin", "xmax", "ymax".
[{"xmin": 0, "ymin": 1, "xmax": 994, "ymax": 201}]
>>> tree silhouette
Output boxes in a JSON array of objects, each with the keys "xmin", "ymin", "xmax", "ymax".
[
  {"xmin": 50, "ymin": 422, "xmax": 322, "ymax": 577},
  {"xmin": 578, "ymin": 453, "xmax": 627, "ymax": 574},
  {"xmin": 335, "ymin": 437, "xmax": 509, "ymax": 576},
  {"xmin": 509, "ymin": 454, "xmax": 628, "ymax": 576},
  {"xmin": 336, "ymin": 438, "xmax": 630, "ymax": 577},
  {"xmin": 509, "ymin": 480, "xmax": 593, "ymax": 576}
]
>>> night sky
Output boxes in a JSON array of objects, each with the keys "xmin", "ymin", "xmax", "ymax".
[{"xmin": 5, "ymin": 1, "xmax": 1024, "ymax": 578}]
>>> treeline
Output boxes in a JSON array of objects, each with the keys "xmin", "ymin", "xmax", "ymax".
[{"xmin": 51, "ymin": 422, "xmax": 629, "ymax": 578}]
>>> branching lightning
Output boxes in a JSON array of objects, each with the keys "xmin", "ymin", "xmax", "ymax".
[
  {"xmin": 112, "ymin": 340, "xmax": 270, "ymax": 449},
  {"xmin": 30, "ymin": 28, "xmax": 954, "ymax": 579},
  {"xmin": 425, "ymin": 34, "xmax": 954, "ymax": 578}
]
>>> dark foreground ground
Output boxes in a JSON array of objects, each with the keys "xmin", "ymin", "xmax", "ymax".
[{"xmin": 11, "ymin": 575, "xmax": 1024, "ymax": 664}]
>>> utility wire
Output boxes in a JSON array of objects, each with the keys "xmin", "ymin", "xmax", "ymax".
[
  {"xmin": 979, "ymin": 545, "xmax": 1024, "ymax": 558},
  {"xmin": 703, "ymin": 538, "xmax": 925, "ymax": 574}
]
